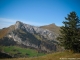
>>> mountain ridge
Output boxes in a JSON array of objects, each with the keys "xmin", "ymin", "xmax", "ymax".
[
  {"xmin": 40, "ymin": 23, "xmax": 60, "ymax": 34},
  {"xmin": 0, "ymin": 21, "xmax": 61, "ymax": 57}
]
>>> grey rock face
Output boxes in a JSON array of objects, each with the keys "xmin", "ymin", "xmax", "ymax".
[
  {"xmin": 15, "ymin": 21, "xmax": 58, "ymax": 41},
  {"xmin": 0, "ymin": 21, "xmax": 60, "ymax": 53}
]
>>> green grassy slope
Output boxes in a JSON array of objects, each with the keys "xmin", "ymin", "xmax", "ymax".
[
  {"xmin": 40, "ymin": 24, "xmax": 60, "ymax": 34},
  {"xmin": 2, "ymin": 51, "xmax": 80, "ymax": 60},
  {"xmin": 0, "ymin": 46, "xmax": 45, "ymax": 58}
]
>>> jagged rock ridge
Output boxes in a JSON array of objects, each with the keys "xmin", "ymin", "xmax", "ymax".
[
  {"xmin": 0, "ymin": 21, "xmax": 60, "ymax": 53},
  {"xmin": 15, "ymin": 21, "xmax": 58, "ymax": 40}
]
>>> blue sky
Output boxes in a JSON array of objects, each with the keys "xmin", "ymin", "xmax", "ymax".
[{"xmin": 0, "ymin": 0, "xmax": 80, "ymax": 29}]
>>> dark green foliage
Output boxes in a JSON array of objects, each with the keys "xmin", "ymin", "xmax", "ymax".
[
  {"xmin": 41, "ymin": 41, "xmax": 56, "ymax": 51},
  {"xmin": 57, "ymin": 11, "xmax": 80, "ymax": 53},
  {"xmin": 0, "ymin": 52, "xmax": 12, "ymax": 58}
]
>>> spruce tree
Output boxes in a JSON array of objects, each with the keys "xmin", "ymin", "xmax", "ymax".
[{"xmin": 58, "ymin": 11, "xmax": 80, "ymax": 52}]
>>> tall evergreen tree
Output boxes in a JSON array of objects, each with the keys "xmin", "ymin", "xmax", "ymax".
[{"xmin": 57, "ymin": 11, "xmax": 80, "ymax": 52}]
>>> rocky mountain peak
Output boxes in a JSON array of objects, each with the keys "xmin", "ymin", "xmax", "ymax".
[
  {"xmin": 15, "ymin": 21, "xmax": 57, "ymax": 40},
  {"xmin": 16, "ymin": 21, "xmax": 23, "ymax": 25},
  {"xmin": 15, "ymin": 21, "xmax": 24, "ymax": 29},
  {"xmin": 0, "ymin": 21, "xmax": 61, "ymax": 53}
]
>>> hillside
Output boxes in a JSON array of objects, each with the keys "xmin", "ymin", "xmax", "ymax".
[
  {"xmin": 0, "ymin": 25, "xmax": 15, "ymax": 39},
  {"xmin": 3, "ymin": 51, "xmax": 80, "ymax": 60},
  {"xmin": 0, "ymin": 28, "xmax": 9, "ymax": 39},
  {"xmin": 0, "ymin": 46, "xmax": 45, "ymax": 58},
  {"xmin": 40, "ymin": 23, "xmax": 60, "ymax": 34},
  {"xmin": 0, "ymin": 21, "xmax": 61, "ymax": 58}
]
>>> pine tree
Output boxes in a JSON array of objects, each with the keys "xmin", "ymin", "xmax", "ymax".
[{"xmin": 57, "ymin": 11, "xmax": 80, "ymax": 52}]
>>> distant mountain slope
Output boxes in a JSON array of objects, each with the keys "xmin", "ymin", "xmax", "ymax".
[
  {"xmin": 40, "ymin": 23, "xmax": 60, "ymax": 34},
  {"xmin": 0, "ymin": 28, "xmax": 9, "ymax": 39},
  {"xmin": 0, "ymin": 25, "xmax": 15, "ymax": 39},
  {"xmin": 0, "ymin": 21, "xmax": 62, "ymax": 58}
]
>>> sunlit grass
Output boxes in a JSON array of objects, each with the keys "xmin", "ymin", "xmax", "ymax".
[
  {"xmin": 2, "ymin": 51, "xmax": 80, "ymax": 60},
  {"xmin": 0, "ymin": 46, "xmax": 45, "ymax": 57}
]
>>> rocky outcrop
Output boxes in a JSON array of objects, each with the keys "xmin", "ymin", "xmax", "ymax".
[
  {"xmin": 0, "ymin": 21, "xmax": 60, "ymax": 53},
  {"xmin": 15, "ymin": 21, "xmax": 58, "ymax": 41}
]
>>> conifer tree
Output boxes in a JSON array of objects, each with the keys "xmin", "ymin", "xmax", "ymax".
[{"xmin": 58, "ymin": 11, "xmax": 80, "ymax": 52}]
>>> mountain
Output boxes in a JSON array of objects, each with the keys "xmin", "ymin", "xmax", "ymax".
[
  {"xmin": 40, "ymin": 23, "xmax": 60, "ymax": 34},
  {"xmin": 0, "ymin": 21, "xmax": 61, "ymax": 57}
]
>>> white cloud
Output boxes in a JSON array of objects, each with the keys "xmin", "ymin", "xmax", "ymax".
[
  {"xmin": 0, "ymin": 18, "xmax": 17, "ymax": 23},
  {"xmin": 0, "ymin": 18, "xmax": 48, "ymax": 29},
  {"xmin": 0, "ymin": 18, "xmax": 17, "ymax": 29}
]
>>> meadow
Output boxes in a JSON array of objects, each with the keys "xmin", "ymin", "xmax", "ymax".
[
  {"xmin": 0, "ymin": 51, "xmax": 80, "ymax": 60},
  {"xmin": 0, "ymin": 46, "xmax": 45, "ymax": 58}
]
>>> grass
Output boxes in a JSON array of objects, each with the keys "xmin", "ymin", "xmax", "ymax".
[
  {"xmin": 0, "ymin": 28, "xmax": 9, "ymax": 39},
  {"xmin": 0, "ymin": 25, "xmax": 15, "ymax": 39},
  {"xmin": 1, "ymin": 51, "xmax": 80, "ymax": 60},
  {"xmin": 0, "ymin": 46, "xmax": 45, "ymax": 57},
  {"xmin": 34, "ymin": 34, "xmax": 42, "ymax": 41},
  {"xmin": 40, "ymin": 24, "xmax": 60, "ymax": 34}
]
